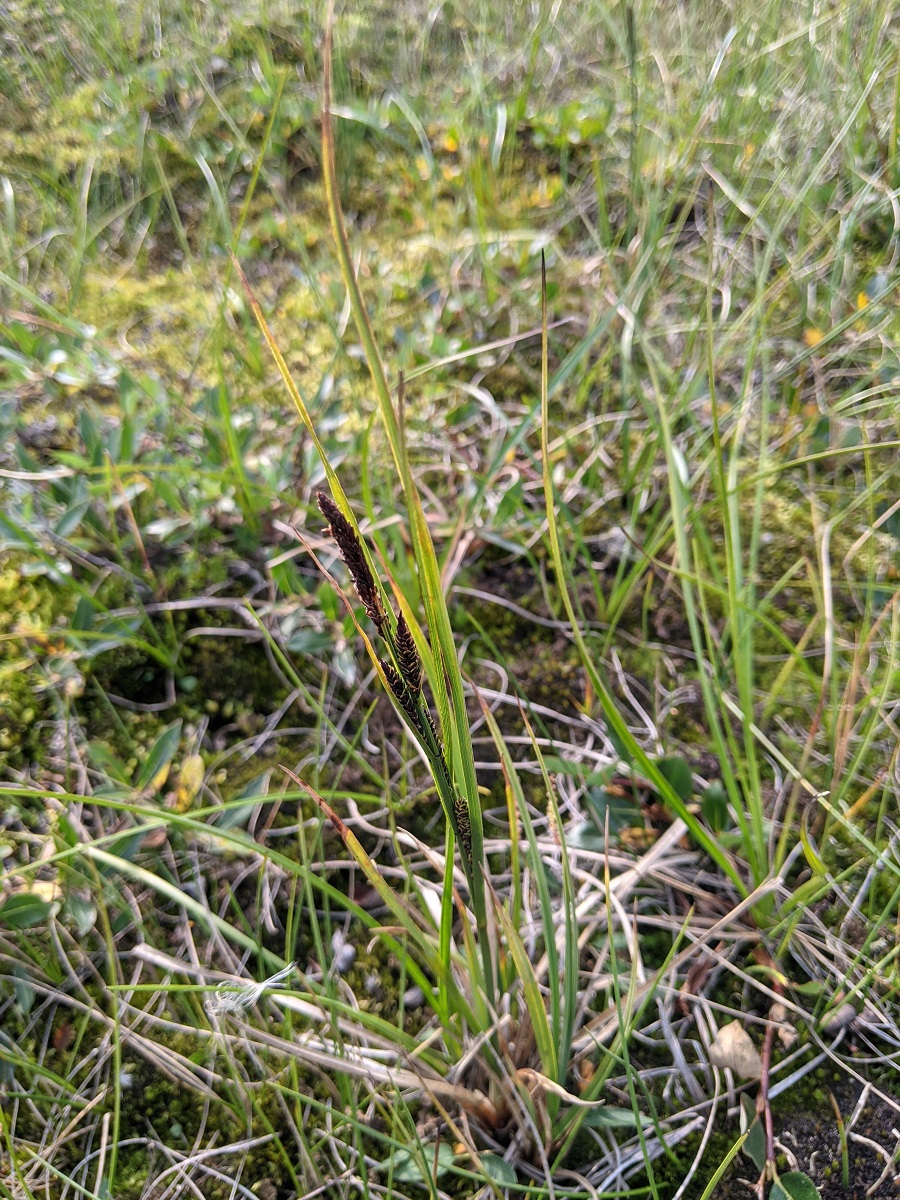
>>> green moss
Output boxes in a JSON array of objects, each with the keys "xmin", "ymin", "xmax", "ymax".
[
  {"xmin": 76, "ymin": 270, "xmax": 221, "ymax": 377},
  {"xmin": 0, "ymin": 561, "xmax": 71, "ymax": 771}
]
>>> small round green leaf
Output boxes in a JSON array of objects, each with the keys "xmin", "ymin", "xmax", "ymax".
[
  {"xmin": 386, "ymin": 1142, "xmax": 456, "ymax": 1184},
  {"xmin": 582, "ymin": 1104, "xmax": 647, "ymax": 1129},
  {"xmin": 66, "ymin": 892, "xmax": 97, "ymax": 938},
  {"xmin": 585, "ymin": 786, "xmax": 641, "ymax": 835},
  {"xmin": 701, "ymin": 781, "xmax": 728, "ymax": 831},
  {"xmin": 480, "ymin": 1154, "xmax": 516, "ymax": 1185},
  {"xmin": 770, "ymin": 1171, "xmax": 821, "ymax": 1200},
  {"xmin": 657, "ymin": 755, "xmax": 694, "ymax": 801},
  {"xmin": 739, "ymin": 1094, "xmax": 766, "ymax": 1174}
]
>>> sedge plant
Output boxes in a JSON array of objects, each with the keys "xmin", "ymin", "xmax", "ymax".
[{"xmin": 228, "ymin": 14, "xmax": 782, "ymax": 1185}]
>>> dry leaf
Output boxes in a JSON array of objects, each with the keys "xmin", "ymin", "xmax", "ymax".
[
  {"xmin": 821, "ymin": 1002, "xmax": 856, "ymax": 1036},
  {"xmin": 30, "ymin": 878, "xmax": 63, "ymax": 905},
  {"xmin": 142, "ymin": 827, "xmax": 168, "ymax": 850},
  {"xmin": 53, "ymin": 1022, "xmax": 74, "ymax": 1053},
  {"xmin": 709, "ymin": 1021, "xmax": 762, "ymax": 1079}
]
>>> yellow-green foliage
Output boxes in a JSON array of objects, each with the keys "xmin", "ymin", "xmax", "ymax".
[
  {"xmin": 0, "ymin": 562, "xmax": 63, "ymax": 768},
  {"xmin": 77, "ymin": 270, "xmax": 221, "ymax": 377}
]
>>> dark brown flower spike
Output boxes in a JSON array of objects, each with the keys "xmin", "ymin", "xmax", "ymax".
[
  {"xmin": 379, "ymin": 658, "xmax": 421, "ymax": 728},
  {"xmin": 454, "ymin": 794, "xmax": 473, "ymax": 869},
  {"xmin": 316, "ymin": 492, "xmax": 469, "ymax": 870},
  {"xmin": 317, "ymin": 492, "xmax": 386, "ymax": 632},
  {"xmin": 395, "ymin": 612, "xmax": 422, "ymax": 695}
]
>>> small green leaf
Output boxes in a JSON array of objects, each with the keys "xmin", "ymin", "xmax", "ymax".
[
  {"xmin": 744, "ymin": 1118, "xmax": 765, "ymax": 1171},
  {"xmin": 701, "ymin": 781, "xmax": 728, "ymax": 831},
  {"xmin": 216, "ymin": 772, "xmax": 271, "ymax": 831},
  {"xmin": 876, "ymin": 498, "xmax": 900, "ymax": 541},
  {"xmin": 12, "ymin": 966, "xmax": 35, "ymax": 1015},
  {"xmin": 57, "ymin": 813, "xmax": 80, "ymax": 848},
  {"xmin": 584, "ymin": 786, "xmax": 641, "ymax": 836},
  {"xmin": 136, "ymin": 720, "xmax": 183, "ymax": 792},
  {"xmin": 543, "ymin": 756, "xmax": 608, "ymax": 786},
  {"xmin": 480, "ymin": 1153, "xmax": 516, "ymax": 1185},
  {"xmin": 799, "ymin": 820, "xmax": 826, "ymax": 874},
  {"xmin": 568, "ymin": 822, "xmax": 606, "ymax": 852},
  {"xmin": 386, "ymin": 1143, "xmax": 456, "ymax": 1184},
  {"xmin": 789, "ymin": 978, "xmax": 827, "ymax": 997},
  {"xmin": 607, "ymin": 725, "xmax": 633, "ymax": 765},
  {"xmin": 66, "ymin": 892, "xmax": 97, "ymax": 938},
  {"xmin": 88, "ymin": 742, "xmax": 132, "ymax": 786},
  {"xmin": 54, "ymin": 500, "xmax": 92, "ymax": 537},
  {"xmin": 740, "ymin": 1094, "xmax": 766, "ymax": 1172},
  {"xmin": 0, "ymin": 893, "xmax": 52, "ymax": 929},
  {"xmin": 656, "ymin": 756, "xmax": 693, "ymax": 801},
  {"xmin": 864, "ymin": 271, "xmax": 889, "ymax": 301},
  {"xmin": 317, "ymin": 582, "xmax": 340, "ymax": 621},
  {"xmin": 581, "ymin": 1104, "xmax": 648, "ymax": 1129},
  {"xmin": 770, "ymin": 1172, "xmax": 821, "ymax": 1200},
  {"xmin": 78, "ymin": 409, "xmax": 99, "ymax": 452},
  {"xmin": 105, "ymin": 828, "xmax": 148, "ymax": 863},
  {"xmin": 286, "ymin": 629, "xmax": 333, "ymax": 655},
  {"xmin": 72, "ymin": 596, "xmax": 96, "ymax": 633}
]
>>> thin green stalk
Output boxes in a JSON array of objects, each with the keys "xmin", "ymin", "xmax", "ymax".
[
  {"xmin": 85, "ymin": 853, "xmax": 123, "ymax": 1195},
  {"xmin": 705, "ymin": 185, "xmax": 766, "ymax": 886},
  {"xmin": 525, "ymin": 711, "xmax": 577, "ymax": 1085}
]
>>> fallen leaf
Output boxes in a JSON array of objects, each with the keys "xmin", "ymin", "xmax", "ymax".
[
  {"xmin": 820, "ymin": 1002, "xmax": 856, "ymax": 1035},
  {"xmin": 53, "ymin": 1022, "xmax": 74, "ymax": 1053},
  {"xmin": 709, "ymin": 1021, "xmax": 762, "ymax": 1079},
  {"xmin": 770, "ymin": 1001, "xmax": 798, "ymax": 1049},
  {"xmin": 31, "ymin": 878, "xmax": 63, "ymax": 905}
]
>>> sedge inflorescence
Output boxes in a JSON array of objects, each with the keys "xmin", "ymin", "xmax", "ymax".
[{"xmin": 316, "ymin": 491, "xmax": 472, "ymax": 868}]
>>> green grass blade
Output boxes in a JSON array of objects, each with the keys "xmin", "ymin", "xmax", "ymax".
[{"xmin": 537, "ymin": 255, "xmax": 743, "ymax": 893}]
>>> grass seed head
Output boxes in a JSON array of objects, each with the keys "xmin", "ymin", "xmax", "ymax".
[
  {"xmin": 317, "ymin": 492, "xmax": 387, "ymax": 632},
  {"xmin": 380, "ymin": 657, "xmax": 422, "ymax": 728},
  {"xmin": 395, "ymin": 612, "xmax": 422, "ymax": 694},
  {"xmin": 454, "ymin": 793, "xmax": 473, "ymax": 869}
]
